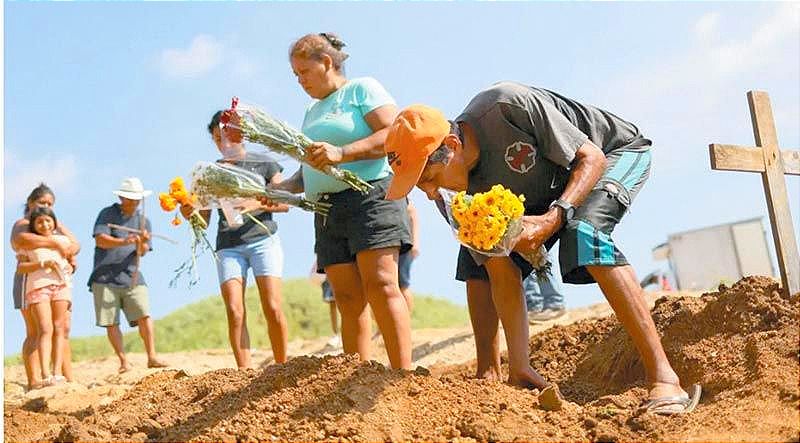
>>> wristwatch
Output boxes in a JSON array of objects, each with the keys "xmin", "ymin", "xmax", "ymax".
[{"xmin": 549, "ymin": 199, "xmax": 575, "ymax": 223}]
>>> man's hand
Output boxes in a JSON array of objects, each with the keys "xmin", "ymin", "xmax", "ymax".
[
  {"xmin": 410, "ymin": 246, "xmax": 421, "ymax": 259},
  {"xmin": 306, "ymin": 142, "xmax": 344, "ymax": 170},
  {"xmin": 134, "ymin": 234, "xmax": 149, "ymax": 256},
  {"xmin": 514, "ymin": 213, "xmax": 561, "ymax": 255},
  {"xmin": 125, "ymin": 234, "xmax": 139, "ymax": 245}
]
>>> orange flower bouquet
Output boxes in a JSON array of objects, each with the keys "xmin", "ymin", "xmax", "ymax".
[{"xmin": 159, "ymin": 177, "xmax": 216, "ymax": 287}]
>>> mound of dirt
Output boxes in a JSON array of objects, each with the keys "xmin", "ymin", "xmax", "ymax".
[{"xmin": 5, "ymin": 276, "xmax": 798, "ymax": 441}]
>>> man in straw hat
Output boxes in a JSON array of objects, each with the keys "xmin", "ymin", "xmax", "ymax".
[
  {"xmin": 383, "ymin": 82, "xmax": 700, "ymax": 415},
  {"xmin": 88, "ymin": 177, "xmax": 167, "ymax": 372}
]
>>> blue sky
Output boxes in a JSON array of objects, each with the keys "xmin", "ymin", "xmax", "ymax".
[{"xmin": 4, "ymin": 2, "xmax": 799, "ymax": 355}]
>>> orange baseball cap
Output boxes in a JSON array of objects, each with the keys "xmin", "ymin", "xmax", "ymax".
[{"xmin": 385, "ymin": 104, "xmax": 451, "ymax": 200}]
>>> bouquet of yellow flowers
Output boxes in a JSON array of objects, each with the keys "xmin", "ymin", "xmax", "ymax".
[
  {"xmin": 218, "ymin": 97, "xmax": 372, "ymax": 194},
  {"xmin": 441, "ymin": 185, "xmax": 551, "ymax": 279},
  {"xmin": 159, "ymin": 177, "xmax": 216, "ymax": 287}
]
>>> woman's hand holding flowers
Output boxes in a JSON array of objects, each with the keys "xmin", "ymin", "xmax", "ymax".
[{"xmin": 306, "ymin": 141, "xmax": 344, "ymax": 169}]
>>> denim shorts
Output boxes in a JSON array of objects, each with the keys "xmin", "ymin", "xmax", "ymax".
[
  {"xmin": 398, "ymin": 251, "xmax": 413, "ymax": 289},
  {"xmin": 216, "ymin": 234, "xmax": 283, "ymax": 284},
  {"xmin": 321, "ymin": 280, "xmax": 334, "ymax": 302}
]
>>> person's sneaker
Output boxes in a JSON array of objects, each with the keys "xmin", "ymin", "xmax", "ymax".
[{"xmin": 528, "ymin": 307, "xmax": 567, "ymax": 323}]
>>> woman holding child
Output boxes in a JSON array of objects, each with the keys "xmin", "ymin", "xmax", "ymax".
[{"xmin": 10, "ymin": 184, "xmax": 79, "ymax": 388}]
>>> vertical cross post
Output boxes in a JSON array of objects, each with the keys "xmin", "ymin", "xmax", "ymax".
[{"xmin": 709, "ymin": 91, "xmax": 800, "ymax": 296}]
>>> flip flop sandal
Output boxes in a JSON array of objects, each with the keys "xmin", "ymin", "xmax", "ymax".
[{"xmin": 638, "ymin": 384, "xmax": 702, "ymax": 415}]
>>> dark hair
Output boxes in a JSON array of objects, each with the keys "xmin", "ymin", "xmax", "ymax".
[
  {"xmin": 427, "ymin": 122, "xmax": 461, "ymax": 165},
  {"xmin": 427, "ymin": 145, "xmax": 451, "ymax": 165},
  {"xmin": 27, "ymin": 206, "xmax": 58, "ymax": 235},
  {"xmin": 208, "ymin": 110, "xmax": 224, "ymax": 134},
  {"xmin": 23, "ymin": 183, "xmax": 55, "ymax": 215},
  {"xmin": 289, "ymin": 33, "xmax": 349, "ymax": 72}
]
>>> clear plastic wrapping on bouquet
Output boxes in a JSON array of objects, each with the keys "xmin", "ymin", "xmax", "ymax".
[
  {"xmin": 218, "ymin": 97, "xmax": 373, "ymax": 194},
  {"xmin": 438, "ymin": 188, "xmax": 551, "ymax": 278},
  {"xmin": 190, "ymin": 161, "xmax": 330, "ymax": 216}
]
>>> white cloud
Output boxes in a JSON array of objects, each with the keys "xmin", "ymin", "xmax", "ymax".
[
  {"xmin": 4, "ymin": 151, "xmax": 79, "ymax": 204},
  {"xmin": 693, "ymin": 12, "xmax": 720, "ymax": 42},
  {"xmin": 595, "ymin": 4, "xmax": 799, "ymax": 174},
  {"xmin": 160, "ymin": 35, "xmax": 223, "ymax": 78},
  {"xmin": 602, "ymin": 4, "xmax": 799, "ymax": 124},
  {"xmin": 709, "ymin": 4, "xmax": 799, "ymax": 76}
]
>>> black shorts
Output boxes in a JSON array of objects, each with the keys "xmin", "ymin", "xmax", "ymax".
[
  {"xmin": 315, "ymin": 176, "xmax": 412, "ymax": 269},
  {"xmin": 456, "ymin": 147, "xmax": 651, "ymax": 285}
]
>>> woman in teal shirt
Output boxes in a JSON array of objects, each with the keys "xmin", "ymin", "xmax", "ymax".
[{"xmin": 278, "ymin": 33, "xmax": 413, "ymax": 369}]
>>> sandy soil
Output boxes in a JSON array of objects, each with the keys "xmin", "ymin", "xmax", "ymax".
[{"xmin": 4, "ymin": 277, "xmax": 798, "ymax": 442}]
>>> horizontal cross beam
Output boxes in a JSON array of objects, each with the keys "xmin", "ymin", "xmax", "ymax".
[{"xmin": 709, "ymin": 144, "xmax": 800, "ymax": 175}]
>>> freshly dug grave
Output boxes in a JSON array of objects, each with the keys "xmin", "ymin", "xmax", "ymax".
[{"xmin": 5, "ymin": 276, "xmax": 798, "ymax": 442}]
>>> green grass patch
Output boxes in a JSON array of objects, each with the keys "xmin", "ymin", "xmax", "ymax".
[{"xmin": 5, "ymin": 279, "xmax": 468, "ymax": 365}]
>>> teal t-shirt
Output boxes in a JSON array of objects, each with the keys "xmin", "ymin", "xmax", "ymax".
[{"xmin": 301, "ymin": 77, "xmax": 394, "ymax": 201}]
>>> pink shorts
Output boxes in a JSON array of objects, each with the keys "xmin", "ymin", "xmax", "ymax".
[{"xmin": 25, "ymin": 284, "xmax": 71, "ymax": 306}]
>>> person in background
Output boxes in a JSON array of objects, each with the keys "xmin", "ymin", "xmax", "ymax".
[
  {"xmin": 10, "ymin": 183, "xmax": 79, "ymax": 390},
  {"xmin": 524, "ymin": 250, "xmax": 566, "ymax": 323},
  {"xmin": 398, "ymin": 200, "xmax": 420, "ymax": 313},
  {"xmin": 310, "ymin": 257, "xmax": 341, "ymax": 347},
  {"xmin": 180, "ymin": 112, "xmax": 290, "ymax": 368},
  {"xmin": 89, "ymin": 177, "xmax": 167, "ymax": 373},
  {"xmin": 274, "ymin": 32, "xmax": 413, "ymax": 369},
  {"xmin": 639, "ymin": 270, "xmax": 674, "ymax": 291},
  {"xmin": 16, "ymin": 206, "xmax": 77, "ymax": 386}
]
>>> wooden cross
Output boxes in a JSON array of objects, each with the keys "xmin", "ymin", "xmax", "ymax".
[{"xmin": 709, "ymin": 91, "xmax": 800, "ymax": 296}]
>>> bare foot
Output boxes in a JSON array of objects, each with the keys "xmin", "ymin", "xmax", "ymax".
[
  {"xmin": 475, "ymin": 366, "xmax": 502, "ymax": 381},
  {"xmin": 508, "ymin": 367, "xmax": 549, "ymax": 390},
  {"xmin": 118, "ymin": 362, "xmax": 132, "ymax": 373},
  {"xmin": 648, "ymin": 381, "xmax": 688, "ymax": 400},
  {"xmin": 147, "ymin": 358, "xmax": 168, "ymax": 368}
]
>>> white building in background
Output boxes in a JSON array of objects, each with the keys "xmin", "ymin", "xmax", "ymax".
[{"xmin": 652, "ymin": 217, "xmax": 776, "ymax": 291}]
